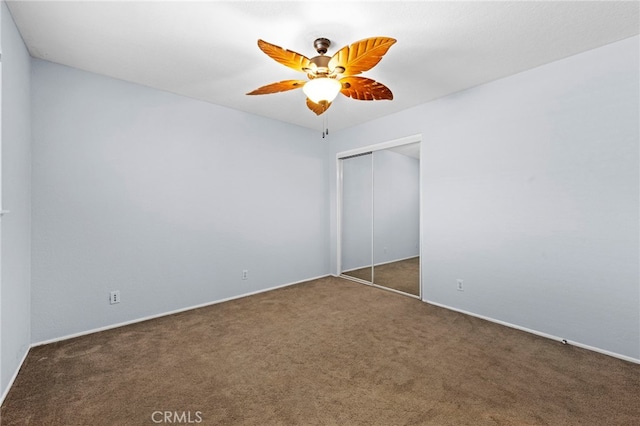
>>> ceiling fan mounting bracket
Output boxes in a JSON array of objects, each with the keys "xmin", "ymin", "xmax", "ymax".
[{"xmin": 313, "ymin": 38, "xmax": 331, "ymax": 55}]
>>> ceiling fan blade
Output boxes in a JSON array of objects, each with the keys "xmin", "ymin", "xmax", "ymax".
[
  {"xmin": 329, "ymin": 37, "xmax": 396, "ymax": 76},
  {"xmin": 306, "ymin": 98, "xmax": 332, "ymax": 116},
  {"xmin": 246, "ymin": 80, "xmax": 307, "ymax": 95},
  {"xmin": 257, "ymin": 39, "xmax": 311, "ymax": 73},
  {"xmin": 340, "ymin": 77, "xmax": 393, "ymax": 101}
]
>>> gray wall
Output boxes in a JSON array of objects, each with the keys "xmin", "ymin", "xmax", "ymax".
[
  {"xmin": 330, "ymin": 36, "xmax": 640, "ymax": 360},
  {"xmin": 30, "ymin": 59, "xmax": 328, "ymax": 343},
  {"xmin": 1, "ymin": 1, "xmax": 32, "ymax": 399}
]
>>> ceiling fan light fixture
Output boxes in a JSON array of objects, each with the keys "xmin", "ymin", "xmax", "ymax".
[
  {"xmin": 248, "ymin": 37, "xmax": 396, "ymax": 115},
  {"xmin": 303, "ymin": 77, "xmax": 342, "ymax": 104}
]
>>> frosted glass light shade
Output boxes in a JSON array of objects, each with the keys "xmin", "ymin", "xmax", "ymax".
[{"xmin": 303, "ymin": 78, "xmax": 342, "ymax": 104}]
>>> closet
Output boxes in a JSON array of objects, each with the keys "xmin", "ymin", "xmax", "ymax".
[{"xmin": 339, "ymin": 140, "xmax": 421, "ymax": 297}]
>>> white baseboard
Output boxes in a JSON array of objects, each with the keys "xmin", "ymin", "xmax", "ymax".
[
  {"xmin": 424, "ymin": 299, "xmax": 640, "ymax": 365},
  {"xmin": 341, "ymin": 255, "xmax": 419, "ymax": 274},
  {"xmin": 11, "ymin": 277, "xmax": 637, "ymax": 408},
  {"xmin": 32, "ymin": 274, "xmax": 329, "ymax": 348},
  {"xmin": 4, "ymin": 275, "xmax": 326, "ymax": 407},
  {"xmin": 374, "ymin": 255, "xmax": 419, "ymax": 267},
  {"xmin": 0, "ymin": 345, "xmax": 31, "ymax": 407}
]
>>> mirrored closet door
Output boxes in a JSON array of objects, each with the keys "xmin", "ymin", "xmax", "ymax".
[
  {"xmin": 340, "ymin": 142, "xmax": 421, "ymax": 298},
  {"xmin": 341, "ymin": 152, "xmax": 373, "ymax": 283}
]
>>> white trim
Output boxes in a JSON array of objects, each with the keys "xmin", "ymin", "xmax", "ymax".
[
  {"xmin": 418, "ymin": 138, "xmax": 424, "ymax": 301},
  {"xmin": 425, "ymin": 299, "xmax": 640, "ymax": 365},
  {"xmin": 341, "ymin": 255, "xmax": 419, "ymax": 274},
  {"xmin": 7, "ymin": 275, "xmax": 635, "ymax": 406},
  {"xmin": 372, "ymin": 283, "xmax": 421, "ymax": 300},
  {"xmin": 32, "ymin": 275, "xmax": 329, "ymax": 347},
  {"xmin": 335, "ymin": 155, "xmax": 343, "ymax": 275},
  {"xmin": 370, "ymin": 153, "xmax": 375, "ymax": 285},
  {"xmin": 0, "ymin": 346, "xmax": 30, "ymax": 406},
  {"xmin": 341, "ymin": 265, "xmax": 373, "ymax": 274},
  {"xmin": 340, "ymin": 274, "xmax": 420, "ymax": 299},
  {"xmin": 5, "ymin": 276, "xmax": 327, "ymax": 403},
  {"xmin": 340, "ymin": 274, "xmax": 375, "ymax": 286},
  {"xmin": 376, "ymin": 255, "xmax": 419, "ymax": 267}
]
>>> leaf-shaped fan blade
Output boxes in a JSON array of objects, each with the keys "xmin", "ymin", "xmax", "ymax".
[
  {"xmin": 340, "ymin": 77, "xmax": 393, "ymax": 101},
  {"xmin": 306, "ymin": 98, "xmax": 332, "ymax": 116},
  {"xmin": 329, "ymin": 37, "xmax": 396, "ymax": 76},
  {"xmin": 246, "ymin": 80, "xmax": 307, "ymax": 95},
  {"xmin": 257, "ymin": 39, "xmax": 311, "ymax": 73}
]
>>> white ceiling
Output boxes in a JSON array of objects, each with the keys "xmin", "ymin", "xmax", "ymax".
[{"xmin": 6, "ymin": 1, "xmax": 639, "ymax": 132}]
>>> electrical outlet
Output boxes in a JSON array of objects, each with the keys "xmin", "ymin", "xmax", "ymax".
[
  {"xmin": 456, "ymin": 279, "xmax": 464, "ymax": 291},
  {"xmin": 109, "ymin": 290, "xmax": 120, "ymax": 304},
  {"xmin": 242, "ymin": 270, "xmax": 248, "ymax": 280}
]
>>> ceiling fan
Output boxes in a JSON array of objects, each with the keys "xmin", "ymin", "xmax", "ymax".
[{"xmin": 247, "ymin": 37, "xmax": 396, "ymax": 116}]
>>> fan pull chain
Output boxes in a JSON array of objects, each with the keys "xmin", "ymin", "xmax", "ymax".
[{"xmin": 322, "ymin": 113, "xmax": 329, "ymax": 139}]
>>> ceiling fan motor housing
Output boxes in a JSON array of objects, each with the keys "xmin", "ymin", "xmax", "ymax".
[
  {"xmin": 309, "ymin": 55, "xmax": 332, "ymax": 75},
  {"xmin": 310, "ymin": 38, "xmax": 346, "ymax": 75}
]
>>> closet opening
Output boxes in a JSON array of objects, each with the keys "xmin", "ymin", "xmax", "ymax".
[{"xmin": 337, "ymin": 135, "xmax": 422, "ymax": 299}]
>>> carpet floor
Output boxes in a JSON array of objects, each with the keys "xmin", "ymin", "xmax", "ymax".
[
  {"xmin": 1, "ymin": 276, "xmax": 639, "ymax": 425},
  {"xmin": 342, "ymin": 257, "xmax": 420, "ymax": 296}
]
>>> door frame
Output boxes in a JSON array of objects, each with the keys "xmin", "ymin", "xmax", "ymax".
[{"xmin": 336, "ymin": 134, "xmax": 423, "ymax": 299}]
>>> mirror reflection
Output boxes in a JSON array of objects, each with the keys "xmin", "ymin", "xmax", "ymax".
[
  {"xmin": 372, "ymin": 146, "xmax": 420, "ymax": 296},
  {"xmin": 340, "ymin": 142, "xmax": 420, "ymax": 297},
  {"xmin": 341, "ymin": 153, "xmax": 373, "ymax": 282}
]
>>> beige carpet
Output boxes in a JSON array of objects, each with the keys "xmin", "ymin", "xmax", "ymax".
[
  {"xmin": 343, "ymin": 257, "xmax": 419, "ymax": 296},
  {"xmin": 2, "ymin": 276, "xmax": 639, "ymax": 425}
]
